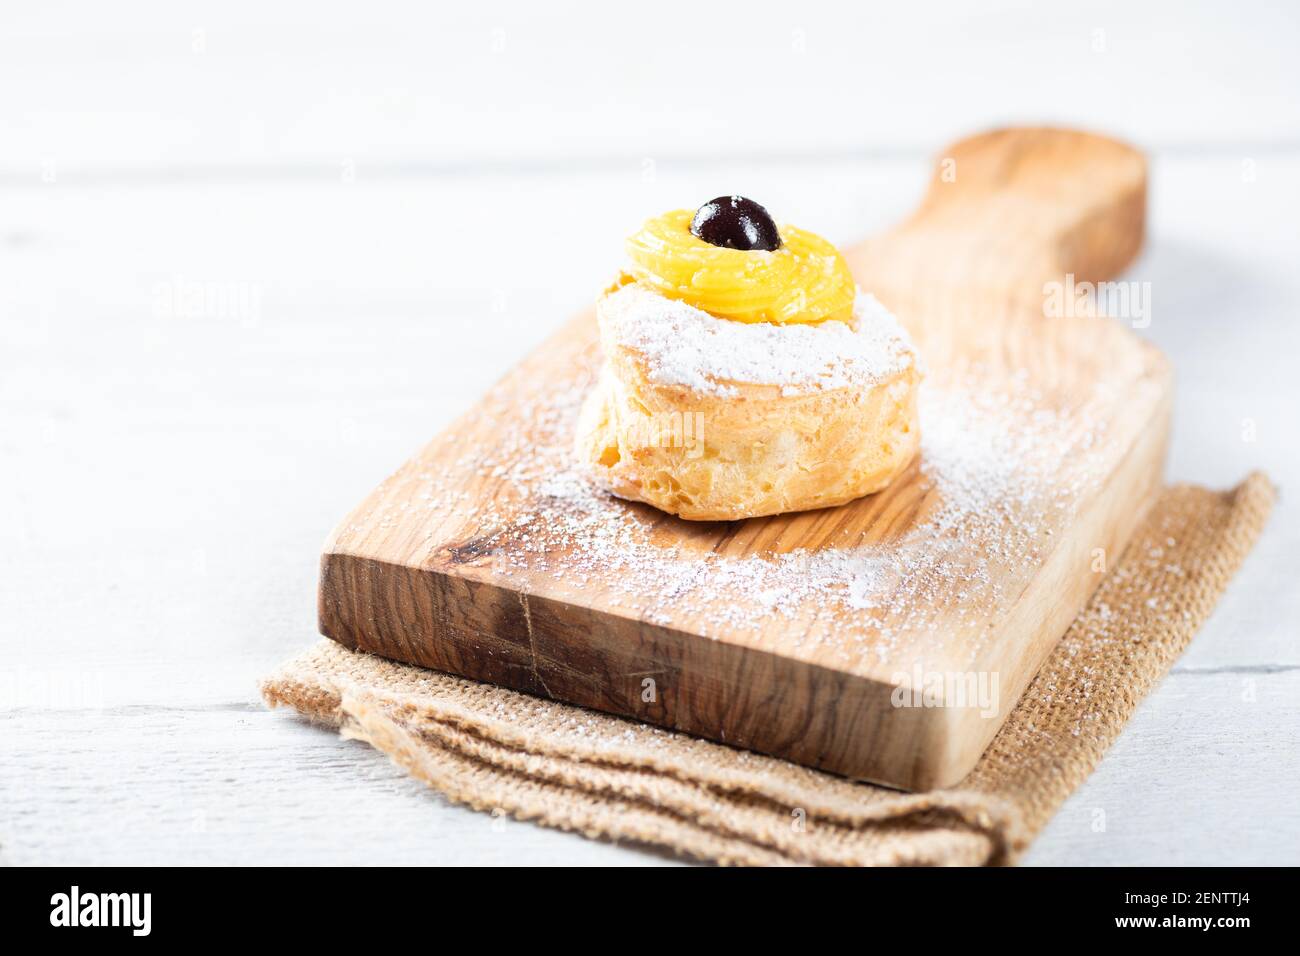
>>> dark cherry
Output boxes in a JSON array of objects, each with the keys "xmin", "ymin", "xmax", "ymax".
[{"xmin": 690, "ymin": 196, "xmax": 782, "ymax": 251}]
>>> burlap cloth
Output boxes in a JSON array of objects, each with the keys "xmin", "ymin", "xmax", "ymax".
[{"xmin": 262, "ymin": 473, "xmax": 1275, "ymax": 865}]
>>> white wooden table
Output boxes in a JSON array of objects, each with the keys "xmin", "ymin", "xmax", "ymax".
[{"xmin": 3, "ymin": 1, "xmax": 1297, "ymax": 865}]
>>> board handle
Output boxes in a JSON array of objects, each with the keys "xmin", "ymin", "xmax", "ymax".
[{"xmin": 845, "ymin": 127, "xmax": 1146, "ymax": 309}]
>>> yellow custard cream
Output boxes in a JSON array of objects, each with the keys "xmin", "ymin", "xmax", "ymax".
[{"xmin": 622, "ymin": 207, "xmax": 855, "ymax": 326}]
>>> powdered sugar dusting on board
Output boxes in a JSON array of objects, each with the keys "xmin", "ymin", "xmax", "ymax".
[
  {"xmin": 360, "ymin": 352, "xmax": 1109, "ymax": 670},
  {"xmin": 600, "ymin": 283, "xmax": 916, "ymax": 397}
]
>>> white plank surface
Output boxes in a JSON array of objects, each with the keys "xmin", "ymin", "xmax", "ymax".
[
  {"xmin": 2, "ymin": 2, "xmax": 1298, "ymax": 866},
  {"xmin": 3, "ymin": 0, "xmax": 1298, "ymax": 173}
]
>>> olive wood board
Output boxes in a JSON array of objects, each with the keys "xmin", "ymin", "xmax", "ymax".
[{"xmin": 318, "ymin": 128, "xmax": 1168, "ymax": 790}]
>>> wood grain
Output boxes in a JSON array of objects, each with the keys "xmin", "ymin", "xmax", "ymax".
[{"xmin": 319, "ymin": 128, "xmax": 1170, "ymax": 790}]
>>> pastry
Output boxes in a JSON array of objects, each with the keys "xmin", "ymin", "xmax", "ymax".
[{"xmin": 576, "ymin": 196, "xmax": 921, "ymax": 521}]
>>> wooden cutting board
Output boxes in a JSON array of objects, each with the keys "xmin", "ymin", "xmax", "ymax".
[{"xmin": 318, "ymin": 128, "xmax": 1169, "ymax": 791}]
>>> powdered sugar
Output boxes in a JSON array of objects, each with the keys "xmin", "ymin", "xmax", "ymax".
[
  {"xmin": 600, "ymin": 283, "xmax": 916, "ymax": 397},
  {"xmin": 373, "ymin": 346, "xmax": 1111, "ymax": 673}
]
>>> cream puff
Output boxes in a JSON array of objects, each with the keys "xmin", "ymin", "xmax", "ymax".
[{"xmin": 576, "ymin": 197, "xmax": 921, "ymax": 521}]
